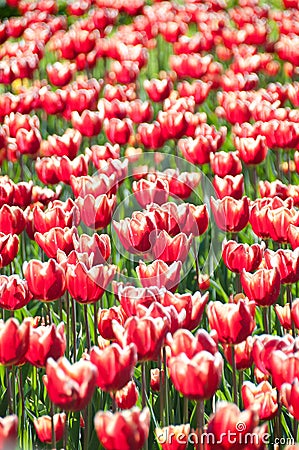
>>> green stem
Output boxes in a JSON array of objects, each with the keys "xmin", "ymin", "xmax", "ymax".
[
  {"xmin": 231, "ymin": 345, "xmax": 238, "ymax": 405},
  {"xmin": 263, "ymin": 307, "xmax": 269, "ymax": 334},
  {"xmin": 183, "ymin": 396, "xmax": 189, "ymax": 424},
  {"xmin": 72, "ymin": 299, "xmax": 77, "ymax": 363},
  {"xmin": 6, "ymin": 368, "xmax": 13, "ymax": 414},
  {"xmin": 18, "ymin": 368, "xmax": 25, "ymax": 448},
  {"xmin": 50, "ymin": 401, "xmax": 56, "ymax": 450},
  {"xmin": 84, "ymin": 304, "xmax": 91, "ymax": 351},
  {"xmin": 287, "ymin": 285, "xmax": 296, "ymax": 337},
  {"xmin": 158, "ymin": 357, "xmax": 165, "ymax": 426},
  {"xmin": 142, "ymin": 363, "xmax": 147, "ymax": 409},
  {"xmin": 163, "ymin": 347, "xmax": 169, "ymax": 427},
  {"xmin": 93, "ymin": 302, "xmax": 98, "ymax": 346},
  {"xmin": 196, "ymin": 399, "xmax": 204, "ymax": 450}
]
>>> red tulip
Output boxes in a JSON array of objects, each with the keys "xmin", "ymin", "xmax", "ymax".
[
  {"xmin": 0, "ymin": 205, "xmax": 26, "ymax": 235},
  {"xmin": 264, "ymin": 248, "xmax": 299, "ymax": 284},
  {"xmin": 281, "ymin": 379, "xmax": 299, "ymax": 420},
  {"xmin": 33, "ymin": 200, "xmax": 80, "ymax": 234},
  {"xmin": 234, "ymin": 136, "xmax": 268, "ymax": 165},
  {"xmin": 168, "ymin": 328, "xmax": 219, "ymax": 361},
  {"xmin": 113, "ymin": 212, "xmax": 156, "ymax": 254},
  {"xmin": 213, "ymin": 174, "xmax": 244, "ymax": 200},
  {"xmin": 39, "ymin": 87, "xmax": 66, "ymax": 115},
  {"xmin": 24, "ymin": 259, "xmax": 66, "ymax": 302},
  {"xmin": 0, "ymin": 275, "xmax": 32, "ymax": 310},
  {"xmin": 73, "ymin": 233, "xmax": 111, "ymax": 265},
  {"xmin": 127, "ymin": 100, "xmax": 153, "ymax": 124},
  {"xmin": 104, "ymin": 118, "xmax": 133, "ymax": 145},
  {"xmin": 168, "ymin": 349, "xmax": 223, "ymax": 400},
  {"xmin": 0, "ymin": 415, "xmax": 18, "ymax": 449},
  {"xmin": 275, "ymin": 303, "xmax": 292, "ymax": 330},
  {"xmin": 137, "ymin": 121, "xmax": 165, "ymax": 149},
  {"xmin": 16, "ymin": 127, "xmax": 41, "ymax": 155},
  {"xmin": 252, "ymin": 334, "xmax": 293, "ymax": 376},
  {"xmin": 0, "ymin": 233, "xmax": 19, "ymax": 268},
  {"xmin": 43, "ymin": 357, "xmax": 98, "ymax": 411},
  {"xmin": 98, "ymin": 304, "xmax": 126, "ymax": 340},
  {"xmin": 112, "ymin": 380, "xmax": 139, "ymax": 410},
  {"xmin": 269, "ymin": 350, "xmax": 299, "ymax": 389},
  {"xmin": 287, "ymin": 224, "xmax": 299, "ymax": 250},
  {"xmin": 132, "ymin": 178, "xmax": 169, "ymax": 208},
  {"xmin": 291, "ymin": 298, "xmax": 299, "ymax": 329},
  {"xmin": 113, "ymin": 315, "xmax": 168, "ymax": 362},
  {"xmin": 211, "ymin": 196, "xmax": 249, "ymax": 232},
  {"xmin": 0, "ymin": 318, "xmax": 30, "ymax": 366},
  {"xmin": 152, "ymin": 231, "xmax": 192, "ymax": 265},
  {"xmin": 144, "ymin": 78, "xmax": 172, "ymax": 102},
  {"xmin": 137, "ymin": 260, "xmax": 182, "ymax": 293},
  {"xmin": 162, "ymin": 291, "xmax": 209, "ymax": 331},
  {"xmin": 94, "ymin": 407, "xmax": 150, "ymax": 450},
  {"xmin": 12, "ymin": 180, "xmax": 33, "ymax": 207},
  {"xmin": 35, "ymin": 227, "xmax": 76, "ymax": 259},
  {"xmin": 222, "ymin": 240, "xmax": 264, "ymax": 273},
  {"xmin": 71, "ymin": 110, "xmax": 103, "ymax": 137},
  {"xmin": 223, "ymin": 336, "xmax": 254, "ymax": 370},
  {"xmin": 55, "ymin": 155, "xmax": 89, "ymax": 184},
  {"xmin": 150, "ymin": 368, "xmax": 164, "ymax": 392},
  {"xmin": 46, "ymin": 61, "xmax": 74, "ymax": 87},
  {"xmin": 67, "ymin": 257, "xmax": 114, "ymax": 296},
  {"xmin": 207, "ymin": 298, "xmax": 255, "ymax": 345},
  {"xmin": 210, "ymin": 151, "xmax": 242, "ymax": 177},
  {"xmin": 76, "ymin": 194, "xmax": 117, "ymax": 230},
  {"xmin": 159, "ymin": 169, "xmax": 201, "ymax": 200},
  {"xmin": 70, "ymin": 174, "xmax": 116, "ymax": 198},
  {"xmin": 241, "ymin": 381, "xmax": 278, "ymax": 420},
  {"xmin": 26, "ymin": 322, "xmax": 66, "ymax": 368},
  {"xmin": 89, "ymin": 343, "xmax": 137, "ymax": 391},
  {"xmin": 117, "ymin": 284, "xmax": 163, "ymax": 316},
  {"xmin": 34, "ymin": 413, "xmax": 66, "ymax": 444}
]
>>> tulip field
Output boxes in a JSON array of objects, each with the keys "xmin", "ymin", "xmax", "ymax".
[{"xmin": 3, "ymin": 0, "xmax": 299, "ymax": 448}]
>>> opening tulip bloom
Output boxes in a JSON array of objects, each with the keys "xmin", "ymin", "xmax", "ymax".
[
  {"xmin": 94, "ymin": 407, "xmax": 150, "ymax": 450},
  {"xmin": 26, "ymin": 322, "xmax": 66, "ymax": 368},
  {"xmin": 0, "ymin": 275, "xmax": 32, "ymax": 310},
  {"xmin": 137, "ymin": 260, "xmax": 182, "ymax": 293},
  {"xmin": 210, "ymin": 196, "xmax": 249, "ymax": 232},
  {"xmin": 34, "ymin": 413, "xmax": 66, "ymax": 444},
  {"xmin": 34, "ymin": 226, "xmax": 76, "ymax": 259},
  {"xmin": 89, "ymin": 343, "xmax": 137, "ymax": 392},
  {"xmin": 0, "ymin": 318, "xmax": 30, "ymax": 366},
  {"xmin": 241, "ymin": 381, "xmax": 278, "ymax": 420},
  {"xmin": 76, "ymin": 194, "xmax": 117, "ymax": 230},
  {"xmin": 168, "ymin": 350, "xmax": 223, "ymax": 400},
  {"xmin": 241, "ymin": 267, "xmax": 281, "ymax": 307},
  {"xmin": 222, "ymin": 240, "xmax": 264, "ymax": 273},
  {"xmin": 66, "ymin": 262, "xmax": 116, "ymax": 304},
  {"xmin": 24, "ymin": 259, "xmax": 66, "ymax": 302},
  {"xmin": 43, "ymin": 357, "xmax": 98, "ymax": 411},
  {"xmin": 112, "ymin": 380, "xmax": 139, "ymax": 410},
  {"xmin": 281, "ymin": 379, "xmax": 299, "ymax": 420},
  {"xmin": 0, "ymin": 233, "xmax": 19, "ymax": 268},
  {"xmin": 152, "ymin": 231, "xmax": 193, "ymax": 265},
  {"xmin": 113, "ymin": 315, "xmax": 168, "ymax": 362},
  {"xmin": 207, "ymin": 299, "xmax": 255, "ymax": 345}
]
